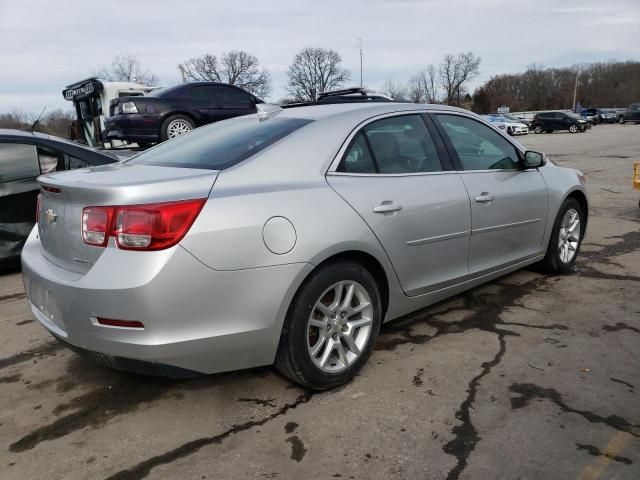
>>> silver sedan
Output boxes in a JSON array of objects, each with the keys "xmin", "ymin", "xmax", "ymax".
[{"xmin": 22, "ymin": 103, "xmax": 588, "ymax": 389}]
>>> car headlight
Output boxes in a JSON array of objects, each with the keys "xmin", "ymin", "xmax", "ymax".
[{"xmin": 121, "ymin": 101, "xmax": 138, "ymax": 114}]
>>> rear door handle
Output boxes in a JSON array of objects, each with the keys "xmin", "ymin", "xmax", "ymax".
[
  {"xmin": 373, "ymin": 202, "xmax": 402, "ymax": 214},
  {"xmin": 475, "ymin": 193, "xmax": 495, "ymax": 203}
]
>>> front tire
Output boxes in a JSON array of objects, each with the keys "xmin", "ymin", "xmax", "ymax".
[
  {"xmin": 161, "ymin": 114, "xmax": 195, "ymax": 141},
  {"xmin": 275, "ymin": 261, "xmax": 382, "ymax": 390},
  {"xmin": 569, "ymin": 124, "xmax": 578, "ymax": 133},
  {"xmin": 538, "ymin": 198, "xmax": 584, "ymax": 274}
]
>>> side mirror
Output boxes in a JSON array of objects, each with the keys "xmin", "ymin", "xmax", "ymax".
[{"xmin": 523, "ymin": 151, "xmax": 545, "ymax": 168}]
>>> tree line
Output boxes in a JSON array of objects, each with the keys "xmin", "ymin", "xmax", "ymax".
[
  {"xmin": 0, "ymin": 109, "xmax": 75, "ymax": 138},
  {"xmin": 472, "ymin": 61, "xmax": 640, "ymax": 113}
]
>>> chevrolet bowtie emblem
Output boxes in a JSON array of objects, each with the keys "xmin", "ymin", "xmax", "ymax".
[{"xmin": 45, "ymin": 209, "xmax": 58, "ymax": 224}]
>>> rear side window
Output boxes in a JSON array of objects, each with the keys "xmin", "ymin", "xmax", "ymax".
[
  {"xmin": 339, "ymin": 114, "xmax": 442, "ymax": 174},
  {"xmin": 0, "ymin": 143, "xmax": 39, "ymax": 182},
  {"xmin": 127, "ymin": 117, "xmax": 313, "ymax": 170},
  {"xmin": 37, "ymin": 146, "xmax": 61, "ymax": 174}
]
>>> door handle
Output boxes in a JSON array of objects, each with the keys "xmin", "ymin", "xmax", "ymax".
[
  {"xmin": 373, "ymin": 202, "xmax": 402, "ymax": 214},
  {"xmin": 475, "ymin": 193, "xmax": 495, "ymax": 203}
]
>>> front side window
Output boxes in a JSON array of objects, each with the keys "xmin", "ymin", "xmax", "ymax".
[
  {"xmin": 127, "ymin": 116, "xmax": 313, "ymax": 170},
  {"xmin": 435, "ymin": 114, "xmax": 520, "ymax": 171},
  {"xmin": 0, "ymin": 143, "xmax": 39, "ymax": 182},
  {"xmin": 339, "ymin": 114, "xmax": 442, "ymax": 174}
]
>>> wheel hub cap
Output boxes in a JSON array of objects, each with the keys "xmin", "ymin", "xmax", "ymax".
[{"xmin": 306, "ymin": 280, "xmax": 374, "ymax": 373}]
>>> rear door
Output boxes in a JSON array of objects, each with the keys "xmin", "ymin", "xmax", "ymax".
[
  {"xmin": 326, "ymin": 113, "xmax": 471, "ymax": 296},
  {"xmin": 0, "ymin": 142, "xmax": 41, "ymax": 259},
  {"xmin": 432, "ymin": 113, "xmax": 548, "ymax": 274},
  {"xmin": 629, "ymin": 104, "xmax": 640, "ymax": 121}
]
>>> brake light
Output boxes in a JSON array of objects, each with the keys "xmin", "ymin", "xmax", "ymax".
[{"xmin": 81, "ymin": 199, "xmax": 205, "ymax": 251}]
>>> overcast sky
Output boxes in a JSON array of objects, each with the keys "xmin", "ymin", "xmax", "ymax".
[{"xmin": 1, "ymin": 0, "xmax": 639, "ymax": 114}]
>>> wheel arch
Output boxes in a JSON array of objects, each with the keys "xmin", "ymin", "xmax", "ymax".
[
  {"xmin": 290, "ymin": 249, "xmax": 392, "ymax": 322},
  {"xmin": 565, "ymin": 189, "xmax": 589, "ymax": 235}
]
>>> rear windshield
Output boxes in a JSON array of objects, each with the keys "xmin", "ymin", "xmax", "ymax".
[{"xmin": 127, "ymin": 116, "xmax": 313, "ymax": 170}]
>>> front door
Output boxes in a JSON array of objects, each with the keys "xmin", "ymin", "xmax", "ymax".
[
  {"xmin": 326, "ymin": 113, "xmax": 471, "ymax": 296},
  {"xmin": 432, "ymin": 113, "xmax": 549, "ymax": 274}
]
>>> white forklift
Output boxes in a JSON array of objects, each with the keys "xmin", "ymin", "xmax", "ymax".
[{"xmin": 62, "ymin": 77, "xmax": 159, "ymax": 148}]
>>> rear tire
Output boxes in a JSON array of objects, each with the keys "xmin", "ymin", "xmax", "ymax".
[
  {"xmin": 161, "ymin": 114, "xmax": 195, "ymax": 142},
  {"xmin": 275, "ymin": 261, "xmax": 382, "ymax": 390},
  {"xmin": 534, "ymin": 125, "xmax": 543, "ymax": 134},
  {"xmin": 538, "ymin": 198, "xmax": 584, "ymax": 274},
  {"xmin": 618, "ymin": 116, "xmax": 625, "ymax": 124}
]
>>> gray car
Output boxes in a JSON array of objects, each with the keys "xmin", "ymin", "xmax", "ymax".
[{"xmin": 21, "ymin": 103, "xmax": 588, "ymax": 389}]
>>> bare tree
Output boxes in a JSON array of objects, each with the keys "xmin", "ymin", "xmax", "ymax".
[
  {"xmin": 180, "ymin": 51, "xmax": 271, "ymax": 97},
  {"xmin": 94, "ymin": 54, "xmax": 158, "ymax": 85},
  {"xmin": 287, "ymin": 47, "xmax": 350, "ymax": 101},
  {"xmin": 221, "ymin": 51, "xmax": 271, "ymax": 98},
  {"xmin": 440, "ymin": 52, "xmax": 481, "ymax": 105},
  {"xmin": 408, "ymin": 65, "xmax": 440, "ymax": 103},
  {"xmin": 180, "ymin": 54, "xmax": 220, "ymax": 82},
  {"xmin": 383, "ymin": 79, "xmax": 407, "ymax": 101}
]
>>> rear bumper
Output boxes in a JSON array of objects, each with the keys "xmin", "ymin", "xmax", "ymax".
[
  {"xmin": 104, "ymin": 114, "xmax": 161, "ymax": 142},
  {"xmin": 21, "ymin": 227, "xmax": 312, "ymax": 375}
]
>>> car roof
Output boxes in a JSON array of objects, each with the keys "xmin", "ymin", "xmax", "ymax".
[
  {"xmin": 273, "ymin": 102, "xmax": 469, "ymax": 121},
  {"xmin": 0, "ymin": 129, "xmax": 118, "ymax": 164}
]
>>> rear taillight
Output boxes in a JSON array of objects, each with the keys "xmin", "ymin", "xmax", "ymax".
[
  {"xmin": 82, "ymin": 207, "xmax": 113, "ymax": 247},
  {"xmin": 81, "ymin": 199, "xmax": 205, "ymax": 251}
]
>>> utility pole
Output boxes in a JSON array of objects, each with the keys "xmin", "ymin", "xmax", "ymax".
[
  {"xmin": 572, "ymin": 68, "xmax": 580, "ymax": 112},
  {"xmin": 357, "ymin": 37, "xmax": 363, "ymax": 88},
  {"xmin": 178, "ymin": 64, "xmax": 187, "ymax": 83}
]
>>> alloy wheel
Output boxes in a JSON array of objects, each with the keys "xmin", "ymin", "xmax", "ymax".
[
  {"xmin": 167, "ymin": 119, "xmax": 192, "ymax": 138},
  {"xmin": 558, "ymin": 208, "xmax": 580, "ymax": 264},
  {"xmin": 306, "ymin": 280, "xmax": 374, "ymax": 373}
]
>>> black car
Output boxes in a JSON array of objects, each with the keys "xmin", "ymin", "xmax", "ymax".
[
  {"xmin": 104, "ymin": 82, "xmax": 263, "ymax": 146},
  {"xmin": 0, "ymin": 129, "xmax": 118, "ymax": 266},
  {"xmin": 531, "ymin": 112, "xmax": 589, "ymax": 134},
  {"xmin": 617, "ymin": 103, "xmax": 640, "ymax": 124}
]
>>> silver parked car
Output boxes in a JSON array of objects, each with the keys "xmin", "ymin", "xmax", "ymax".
[{"xmin": 22, "ymin": 103, "xmax": 588, "ymax": 389}]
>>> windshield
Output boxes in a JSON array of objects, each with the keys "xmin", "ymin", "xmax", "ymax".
[{"xmin": 127, "ymin": 116, "xmax": 313, "ymax": 170}]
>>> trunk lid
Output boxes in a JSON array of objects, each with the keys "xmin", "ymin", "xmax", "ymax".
[{"xmin": 37, "ymin": 163, "xmax": 217, "ymax": 273}]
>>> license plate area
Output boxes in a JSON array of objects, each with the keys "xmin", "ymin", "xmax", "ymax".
[{"xmin": 29, "ymin": 279, "xmax": 65, "ymax": 332}]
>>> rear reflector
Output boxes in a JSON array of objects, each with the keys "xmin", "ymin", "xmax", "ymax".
[
  {"xmin": 81, "ymin": 198, "xmax": 205, "ymax": 251},
  {"xmin": 41, "ymin": 185, "xmax": 61, "ymax": 193},
  {"xmin": 96, "ymin": 317, "xmax": 145, "ymax": 329}
]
